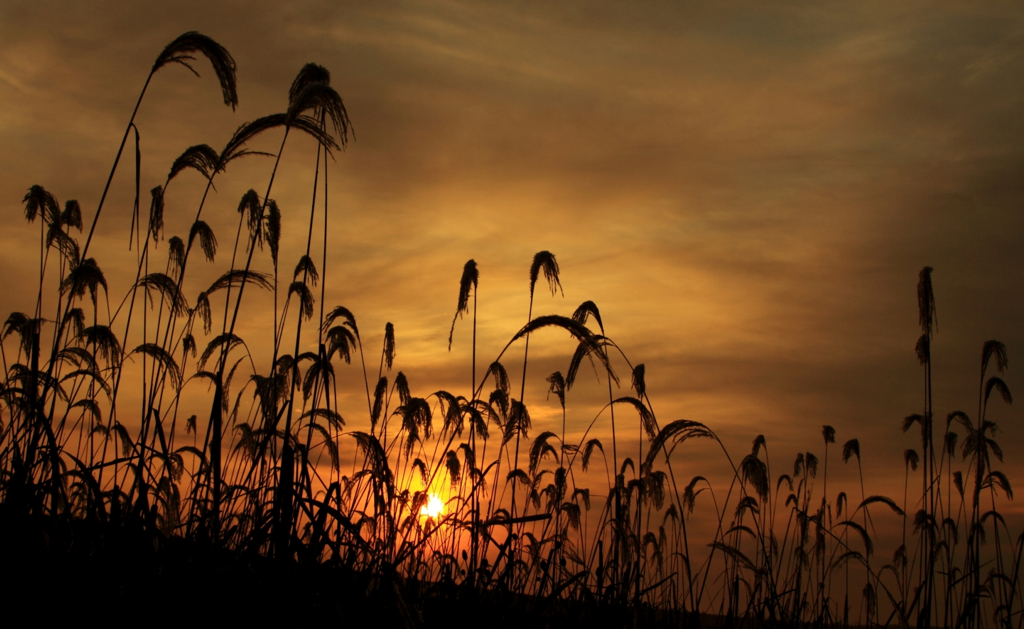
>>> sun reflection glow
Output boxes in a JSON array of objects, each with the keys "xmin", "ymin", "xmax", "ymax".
[{"xmin": 419, "ymin": 494, "xmax": 444, "ymax": 520}]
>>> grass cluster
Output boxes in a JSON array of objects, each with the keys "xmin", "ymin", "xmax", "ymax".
[{"xmin": 1, "ymin": 32, "xmax": 1021, "ymax": 628}]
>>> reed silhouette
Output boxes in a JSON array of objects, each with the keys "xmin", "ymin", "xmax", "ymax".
[{"xmin": 2, "ymin": 32, "xmax": 1022, "ymax": 629}]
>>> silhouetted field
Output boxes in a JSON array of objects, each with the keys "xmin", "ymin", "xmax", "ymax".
[{"xmin": 1, "ymin": 32, "xmax": 1020, "ymax": 628}]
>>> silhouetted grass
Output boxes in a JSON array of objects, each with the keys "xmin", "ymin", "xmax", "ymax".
[{"xmin": 1, "ymin": 32, "xmax": 1021, "ymax": 629}]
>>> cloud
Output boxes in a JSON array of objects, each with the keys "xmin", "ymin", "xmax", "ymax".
[{"xmin": 0, "ymin": 0, "xmax": 1022, "ymax": 508}]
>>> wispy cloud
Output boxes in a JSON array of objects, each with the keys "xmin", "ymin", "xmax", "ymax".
[{"xmin": 0, "ymin": 0, "xmax": 1022, "ymax": 490}]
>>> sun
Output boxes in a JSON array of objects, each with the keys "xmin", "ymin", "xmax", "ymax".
[{"xmin": 419, "ymin": 494, "xmax": 444, "ymax": 520}]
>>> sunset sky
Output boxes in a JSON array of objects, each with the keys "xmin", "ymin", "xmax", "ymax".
[{"xmin": 1, "ymin": 1, "xmax": 1023, "ymax": 511}]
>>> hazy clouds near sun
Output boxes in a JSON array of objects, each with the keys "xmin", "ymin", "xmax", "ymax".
[{"xmin": 1, "ymin": 1, "xmax": 1023, "ymax": 494}]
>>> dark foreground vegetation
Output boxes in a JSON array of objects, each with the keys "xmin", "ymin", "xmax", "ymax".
[
  {"xmin": 0, "ymin": 507, "xmax": 682, "ymax": 628},
  {"xmin": 1, "ymin": 32, "xmax": 1021, "ymax": 628}
]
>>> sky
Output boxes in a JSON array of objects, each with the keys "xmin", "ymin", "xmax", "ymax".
[{"xmin": 1, "ymin": 0, "xmax": 1023, "ymax": 518}]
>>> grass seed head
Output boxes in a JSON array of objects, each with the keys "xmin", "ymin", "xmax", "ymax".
[{"xmin": 153, "ymin": 31, "xmax": 238, "ymax": 110}]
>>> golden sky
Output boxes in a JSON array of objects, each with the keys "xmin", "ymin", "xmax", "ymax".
[{"xmin": 1, "ymin": 0, "xmax": 1023, "ymax": 505}]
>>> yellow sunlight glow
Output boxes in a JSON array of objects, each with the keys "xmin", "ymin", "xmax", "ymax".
[{"xmin": 419, "ymin": 494, "xmax": 444, "ymax": 520}]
